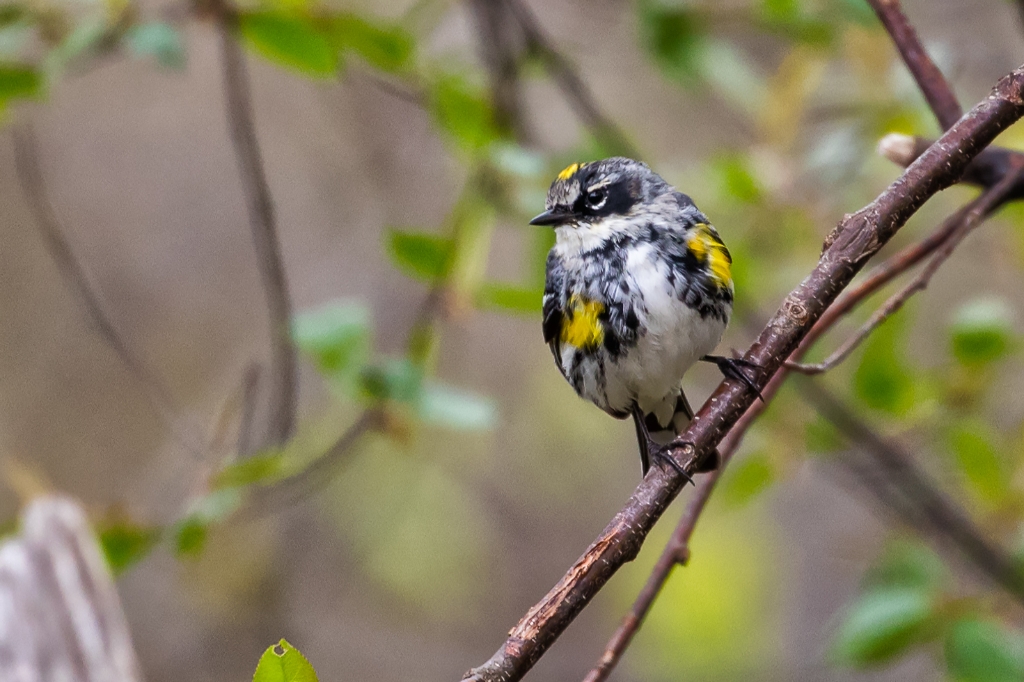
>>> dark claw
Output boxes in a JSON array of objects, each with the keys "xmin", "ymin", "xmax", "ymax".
[
  {"xmin": 654, "ymin": 446, "xmax": 694, "ymax": 486},
  {"xmin": 702, "ymin": 354, "xmax": 765, "ymax": 402}
]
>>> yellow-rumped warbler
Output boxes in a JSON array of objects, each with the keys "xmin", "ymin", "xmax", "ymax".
[{"xmin": 532, "ymin": 157, "xmax": 759, "ymax": 478}]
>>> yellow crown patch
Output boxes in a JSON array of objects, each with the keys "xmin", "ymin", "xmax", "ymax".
[{"xmin": 557, "ymin": 162, "xmax": 583, "ymax": 182}]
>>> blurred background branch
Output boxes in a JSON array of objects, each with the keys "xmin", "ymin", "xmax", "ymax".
[{"xmin": 211, "ymin": 0, "xmax": 298, "ymax": 450}]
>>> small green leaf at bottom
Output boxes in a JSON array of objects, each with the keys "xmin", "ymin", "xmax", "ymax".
[{"xmin": 253, "ymin": 639, "xmax": 319, "ymax": 682}]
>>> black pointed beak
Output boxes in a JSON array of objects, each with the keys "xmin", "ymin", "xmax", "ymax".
[{"xmin": 529, "ymin": 209, "xmax": 571, "ymax": 226}]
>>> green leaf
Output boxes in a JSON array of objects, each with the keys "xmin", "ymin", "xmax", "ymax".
[
  {"xmin": 359, "ymin": 358, "xmax": 423, "ymax": 404},
  {"xmin": 853, "ymin": 314, "xmax": 915, "ymax": 415},
  {"xmin": 864, "ymin": 541, "xmax": 947, "ymax": 591},
  {"xmin": 428, "ymin": 73, "xmax": 499, "ymax": 151},
  {"xmin": 948, "ymin": 419, "xmax": 1008, "ymax": 502},
  {"xmin": 174, "ymin": 517, "xmax": 208, "ymax": 557},
  {"xmin": 949, "ymin": 298, "xmax": 1014, "ymax": 367},
  {"xmin": 213, "ymin": 451, "xmax": 285, "ymax": 489},
  {"xmin": 239, "ymin": 12, "xmax": 338, "ymax": 78},
  {"xmin": 717, "ymin": 452, "xmax": 774, "ymax": 508},
  {"xmin": 831, "ymin": 586, "xmax": 935, "ymax": 666},
  {"xmin": 173, "ymin": 489, "xmax": 243, "ymax": 557},
  {"xmin": 327, "ymin": 14, "xmax": 413, "ymax": 73},
  {"xmin": 292, "ymin": 300, "xmax": 371, "ymax": 380},
  {"xmin": 124, "ymin": 22, "xmax": 185, "ymax": 69},
  {"xmin": 637, "ymin": 0, "xmax": 704, "ymax": 83},
  {"xmin": 419, "ymin": 382, "xmax": 497, "ymax": 430},
  {"xmin": 477, "ymin": 282, "xmax": 542, "ymax": 315},
  {"xmin": 0, "ymin": 63, "xmax": 40, "ymax": 101},
  {"xmin": 386, "ymin": 229, "xmax": 452, "ymax": 281},
  {"xmin": 712, "ymin": 154, "xmax": 763, "ymax": 204},
  {"xmin": 253, "ymin": 639, "xmax": 319, "ymax": 682},
  {"xmin": 946, "ymin": 619, "xmax": 1024, "ymax": 682},
  {"xmin": 98, "ymin": 520, "xmax": 160, "ymax": 575}
]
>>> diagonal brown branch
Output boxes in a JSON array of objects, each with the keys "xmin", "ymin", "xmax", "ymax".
[
  {"xmin": 866, "ymin": 0, "xmax": 962, "ymax": 130},
  {"xmin": 788, "ymin": 163, "xmax": 1024, "ymax": 375},
  {"xmin": 213, "ymin": 3, "xmax": 298, "ymax": 449},
  {"xmin": 462, "ymin": 63, "xmax": 1024, "ymax": 682}
]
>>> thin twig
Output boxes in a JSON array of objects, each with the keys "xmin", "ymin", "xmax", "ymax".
[
  {"xmin": 11, "ymin": 124, "xmax": 204, "ymax": 458},
  {"xmin": 249, "ymin": 409, "xmax": 381, "ymax": 512},
  {"xmin": 213, "ymin": 4, "xmax": 298, "ymax": 448},
  {"xmin": 362, "ymin": 69, "xmax": 428, "ymax": 106},
  {"xmin": 236, "ymin": 362, "xmax": 262, "ymax": 455},
  {"xmin": 501, "ymin": 0, "xmax": 638, "ymax": 156},
  {"xmin": 788, "ymin": 164, "xmax": 1024, "ymax": 375},
  {"xmin": 880, "ymin": 133, "xmax": 1024, "ymax": 201},
  {"xmin": 801, "ymin": 381, "xmax": 1024, "ymax": 602},
  {"xmin": 462, "ymin": 63, "xmax": 1024, "ymax": 682},
  {"xmin": 469, "ymin": 0, "xmax": 532, "ymax": 142},
  {"xmin": 866, "ymin": 0, "xmax": 962, "ymax": 130},
  {"xmin": 583, "ymin": 474, "xmax": 710, "ymax": 682}
]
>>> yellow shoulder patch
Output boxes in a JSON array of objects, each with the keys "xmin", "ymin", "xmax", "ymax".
[
  {"xmin": 557, "ymin": 162, "xmax": 582, "ymax": 182},
  {"xmin": 687, "ymin": 223, "xmax": 733, "ymax": 288},
  {"xmin": 560, "ymin": 295, "xmax": 605, "ymax": 350}
]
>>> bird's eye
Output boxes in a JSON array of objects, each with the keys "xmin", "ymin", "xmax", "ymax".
[{"xmin": 586, "ymin": 188, "xmax": 607, "ymax": 209}]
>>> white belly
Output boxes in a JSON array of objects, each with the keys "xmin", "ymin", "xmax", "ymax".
[{"xmin": 600, "ymin": 247, "xmax": 728, "ymax": 415}]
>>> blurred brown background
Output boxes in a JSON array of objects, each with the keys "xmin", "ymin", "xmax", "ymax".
[{"xmin": 4, "ymin": 0, "xmax": 1024, "ymax": 680}]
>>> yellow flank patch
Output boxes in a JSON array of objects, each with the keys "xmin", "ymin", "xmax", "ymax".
[
  {"xmin": 560, "ymin": 295, "xmax": 605, "ymax": 350},
  {"xmin": 557, "ymin": 162, "xmax": 582, "ymax": 181},
  {"xmin": 688, "ymin": 223, "xmax": 733, "ymax": 287}
]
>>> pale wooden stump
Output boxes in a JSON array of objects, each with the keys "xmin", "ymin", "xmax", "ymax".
[{"xmin": 0, "ymin": 496, "xmax": 142, "ymax": 682}]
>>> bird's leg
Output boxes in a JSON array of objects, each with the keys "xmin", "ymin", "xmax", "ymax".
[
  {"xmin": 630, "ymin": 405, "xmax": 652, "ymax": 476},
  {"xmin": 631, "ymin": 404, "xmax": 693, "ymax": 485},
  {"xmin": 702, "ymin": 354, "xmax": 764, "ymax": 402}
]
